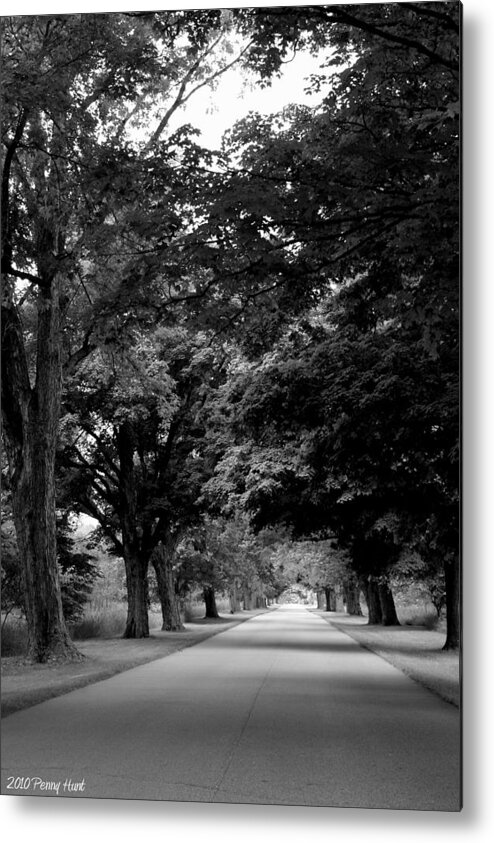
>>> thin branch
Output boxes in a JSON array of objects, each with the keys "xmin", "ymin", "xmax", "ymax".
[
  {"xmin": 1, "ymin": 265, "xmax": 46, "ymax": 288},
  {"xmin": 178, "ymin": 39, "xmax": 254, "ymax": 109},
  {"xmin": 153, "ymin": 275, "xmax": 219, "ymax": 313},
  {"xmin": 78, "ymin": 424, "xmax": 122, "ymax": 482},
  {"xmin": 16, "ymin": 283, "xmax": 37, "ymax": 307},
  {"xmin": 400, "ymin": 3, "xmax": 460, "ymax": 34},
  {"xmin": 142, "ymin": 30, "xmax": 225, "ymax": 151},
  {"xmin": 1, "ymin": 108, "xmax": 29, "ymax": 267},
  {"xmin": 79, "ymin": 496, "xmax": 124, "ymax": 555},
  {"xmin": 63, "ymin": 331, "xmax": 96, "ymax": 377},
  {"xmin": 112, "ymin": 97, "xmax": 146, "ymax": 144},
  {"xmin": 78, "ymin": 274, "xmax": 94, "ymax": 305},
  {"xmin": 143, "ymin": 34, "xmax": 253, "ymax": 152},
  {"xmin": 70, "ymin": 445, "xmax": 116, "ymax": 504},
  {"xmin": 312, "ymin": 6, "xmax": 458, "ymax": 71},
  {"xmin": 79, "ymin": 72, "xmax": 115, "ymax": 112}
]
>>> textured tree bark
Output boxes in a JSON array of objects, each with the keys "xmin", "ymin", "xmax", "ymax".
[
  {"xmin": 324, "ymin": 586, "xmax": 337, "ymax": 612},
  {"xmin": 366, "ymin": 575, "xmax": 383, "ymax": 624},
  {"xmin": 316, "ymin": 590, "xmax": 326, "ymax": 609},
  {"xmin": 344, "ymin": 584, "xmax": 363, "ymax": 616},
  {"xmin": 229, "ymin": 580, "xmax": 242, "ymax": 613},
  {"xmin": 242, "ymin": 587, "xmax": 255, "ymax": 610},
  {"xmin": 152, "ymin": 543, "xmax": 184, "ymax": 631},
  {"xmin": 378, "ymin": 579, "xmax": 400, "ymax": 625},
  {"xmin": 2, "ymin": 283, "xmax": 80, "ymax": 662},
  {"xmin": 203, "ymin": 585, "xmax": 220, "ymax": 618},
  {"xmin": 123, "ymin": 551, "xmax": 149, "ymax": 638},
  {"xmin": 443, "ymin": 555, "xmax": 460, "ymax": 650},
  {"xmin": 118, "ymin": 421, "xmax": 149, "ymax": 638}
]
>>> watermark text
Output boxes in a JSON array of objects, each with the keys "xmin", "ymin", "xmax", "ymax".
[{"xmin": 5, "ymin": 775, "xmax": 86, "ymax": 795}]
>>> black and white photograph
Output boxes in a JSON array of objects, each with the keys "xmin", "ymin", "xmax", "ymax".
[{"xmin": 1, "ymin": 0, "xmax": 465, "ymax": 824}]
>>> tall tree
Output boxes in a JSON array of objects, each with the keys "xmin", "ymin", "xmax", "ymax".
[
  {"xmin": 1, "ymin": 10, "xmax": 263, "ymax": 657},
  {"xmin": 60, "ymin": 326, "xmax": 218, "ymax": 636}
]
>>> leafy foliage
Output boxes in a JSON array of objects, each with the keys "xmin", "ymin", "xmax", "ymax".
[
  {"xmin": 2, "ymin": 5, "xmax": 460, "ymax": 647},
  {"xmin": 1, "ymin": 511, "xmax": 100, "ymax": 624},
  {"xmin": 174, "ymin": 514, "xmax": 280, "ymax": 603}
]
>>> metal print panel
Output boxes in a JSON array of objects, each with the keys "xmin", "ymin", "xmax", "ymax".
[{"xmin": 1, "ymin": 2, "xmax": 461, "ymax": 811}]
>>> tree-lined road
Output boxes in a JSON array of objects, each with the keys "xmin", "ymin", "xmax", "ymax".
[{"xmin": 1, "ymin": 607, "xmax": 460, "ymax": 809}]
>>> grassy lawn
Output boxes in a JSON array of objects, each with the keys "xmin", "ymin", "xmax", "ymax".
[
  {"xmin": 314, "ymin": 610, "xmax": 460, "ymax": 707},
  {"xmin": 1, "ymin": 610, "xmax": 268, "ymax": 719}
]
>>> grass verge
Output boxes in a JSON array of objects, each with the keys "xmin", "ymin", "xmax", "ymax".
[
  {"xmin": 313, "ymin": 610, "xmax": 460, "ymax": 707},
  {"xmin": 1, "ymin": 609, "xmax": 269, "ymax": 719}
]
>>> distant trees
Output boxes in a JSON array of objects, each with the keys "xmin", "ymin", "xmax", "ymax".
[
  {"xmin": 266, "ymin": 538, "xmax": 357, "ymax": 613},
  {"xmin": 174, "ymin": 515, "xmax": 276, "ymax": 617}
]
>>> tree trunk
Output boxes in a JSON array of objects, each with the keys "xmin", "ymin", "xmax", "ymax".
[
  {"xmin": 123, "ymin": 552, "xmax": 149, "ymax": 638},
  {"xmin": 344, "ymin": 584, "xmax": 363, "ymax": 616},
  {"xmin": 2, "ymin": 282, "xmax": 80, "ymax": 663},
  {"xmin": 243, "ymin": 587, "xmax": 254, "ymax": 610},
  {"xmin": 316, "ymin": 590, "xmax": 326, "ymax": 609},
  {"xmin": 324, "ymin": 586, "xmax": 337, "ymax": 612},
  {"xmin": 366, "ymin": 576, "xmax": 383, "ymax": 624},
  {"xmin": 378, "ymin": 579, "xmax": 400, "ymax": 625},
  {"xmin": 443, "ymin": 555, "xmax": 460, "ymax": 650},
  {"xmin": 118, "ymin": 421, "xmax": 149, "ymax": 638},
  {"xmin": 203, "ymin": 585, "xmax": 220, "ymax": 619},
  {"xmin": 152, "ymin": 543, "xmax": 184, "ymax": 631},
  {"xmin": 229, "ymin": 580, "xmax": 242, "ymax": 613},
  {"xmin": 11, "ymin": 471, "xmax": 79, "ymax": 661}
]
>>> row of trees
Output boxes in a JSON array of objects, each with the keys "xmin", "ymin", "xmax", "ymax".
[
  {"xmin": 200, "ymin": 2, "xmax": 459, "ymax": 646},
  {"xmin": 1, "ymin": 4, "xmax": 460, "ymax": 660}
]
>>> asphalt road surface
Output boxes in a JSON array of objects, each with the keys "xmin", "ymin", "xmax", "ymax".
[{"xmin": 1, "ymin": 606, "xmax": 461, "ymax": 810}]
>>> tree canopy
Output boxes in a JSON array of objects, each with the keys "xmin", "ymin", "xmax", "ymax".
[{"xmin": 1, "ymin": 4, "xmax": 460, "ymax": 658}]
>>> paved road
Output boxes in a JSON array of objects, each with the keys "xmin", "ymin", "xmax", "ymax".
[{"xmin": 1, "ymin": 606, "xmax": 460, "ymax": 809}]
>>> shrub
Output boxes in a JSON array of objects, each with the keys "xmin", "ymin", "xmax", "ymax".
[
  {"xmin": 397, "ymin": 603, "xmax": 440, "ymax": 629},
  {"xmin": 1, "ymin": 614, "xmax": 28, "ymax": 657},
  {"xmin": 1, "ymin": 520, "xmax": 101, "ymax": 624},
  {"xmin": 70, "ymin": 602, "xmax": 162, "ymax": 639},
  {"xmin": 70, "ymin": 603, "xmax": 128, "ymax": 639}
]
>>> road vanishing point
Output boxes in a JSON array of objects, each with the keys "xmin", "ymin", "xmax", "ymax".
[{"xmin": 1, "ymin": 605, "xmax": 461, "ymax": 810}]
